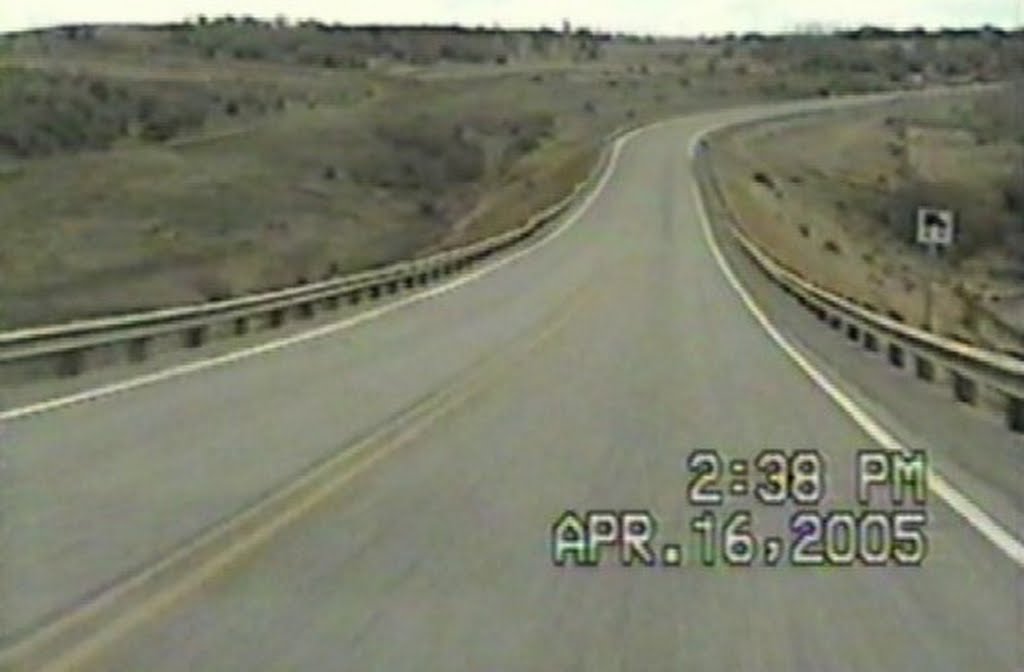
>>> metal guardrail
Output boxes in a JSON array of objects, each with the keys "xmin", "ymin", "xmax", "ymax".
[
  {"xmin": 0, "ymin": 128, "xmax": 623, "ymax": 381},
  {"xmin": 696, "ymin": 124, "xmax": 1024, "ymax": 433},
  {"xmin": 5, "ymin": 88, "xmax": 1007, "ymax": 385}
]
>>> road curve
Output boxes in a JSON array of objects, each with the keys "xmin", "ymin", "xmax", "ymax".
[{"xmin": 3, "ymin": 99, "xmax": 1022, "ymax": 671}]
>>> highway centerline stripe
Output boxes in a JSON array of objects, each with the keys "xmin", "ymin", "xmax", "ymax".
[{"xmin": 6, "ymin": 264, "xmax": 598, "ymax": 672}]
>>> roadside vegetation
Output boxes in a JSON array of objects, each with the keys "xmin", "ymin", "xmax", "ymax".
[
  {"xmin": 710, "ymin": 80, "xmax": 1024, "ymax": 352},
  {"xmin": 0, "ymin": 19, "xmax": 1021, "ymax": 327}
]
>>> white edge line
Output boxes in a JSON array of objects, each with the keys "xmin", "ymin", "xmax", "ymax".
[
  {"xmin": 1, "ymin": 126, "xmax": 644, "ymax": 423},
  {"xmin": 688, "ymin": 131, "xmax": 1024, "ymax": 568}
]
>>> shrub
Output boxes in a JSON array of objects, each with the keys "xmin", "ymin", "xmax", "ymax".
[
  {"xmin": 753, "ymin": 171, "xmax": 775, "ymax": 189},
  {"xmin": 87, "ymin": 79, "xmax": 110, "ymax": 102},
  {"xmin": 139, "ymin": 117, "xmax": 181, "ymax": 142},
  {"xmin": 1002, "ymin": 179, "xmax": 1024, "ymax": 214}
]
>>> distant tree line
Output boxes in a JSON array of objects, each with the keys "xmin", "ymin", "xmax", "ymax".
[{"xmin": 7, "ymin": 19, "xmax": 610, "ymax": 68}]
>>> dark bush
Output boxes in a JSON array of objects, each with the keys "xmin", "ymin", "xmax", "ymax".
[
  {"xmin": 1003, "ymin": 179, "xmax": 1024, "ymax": 214},
  {"xmin": 753, "ymin": 171, "xmax": 775, "ymax": 189},
  {"xmin": 139, "ymin": 117, "xmax": 180, "ymax": 142},
  {"xmin": 87, "ymin": 79, "xmax": 110, "ymax": 102}
]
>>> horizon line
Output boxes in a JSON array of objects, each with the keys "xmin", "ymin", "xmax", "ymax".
[{"xmin": 3, "ymin": 16, "xmax": 1023, "ymax": 40}]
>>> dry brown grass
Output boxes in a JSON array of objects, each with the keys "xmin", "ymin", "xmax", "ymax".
[
  {"xmin": 710, "ymin": 85, "xmax": 1024, "ymax": 351},
  {"xmin": 2, "ymin": 24, "xmax": 1022, "ymax": 327}
]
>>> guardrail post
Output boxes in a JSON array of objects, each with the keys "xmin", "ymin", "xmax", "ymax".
[
  {"xmin": 914, "ymin": 354, "xmax": 935, "ymax": 381},
  {"xmin": 951, "ymin": 371, "xmax": 978, "ymax": 405},
  {"xmin": 827, "ymin": 314, "xmax": 841, "ymax": 329},
  {"xmin": 234, "ymin": 316, "xmax": 249, "ymax": 335},
  {"xmin": 887, "ymin": 343, "xmax": 905, "ymax": 369},
  {"xmin": 404, "ymin": 276, "xmax": 416, "ymax": 289},
  {"xmin": 863, "ymin": 330, "xmax": 879, "ymax": 352},
  {"xmin": 387, "ymin": 280, "xmax": 399, "ymax": 294},
  {"xmin": 268, "ymin": 309, "xmax": 285, "ymax": 328},
  {"xmin": 1006, "ymin": 396, "xmax": 1024, "ymax": 433},
  {"xmin": 127, "ymin": 336, "xmax": 150, "ymax": 363},
  {"xmin": 184, "ymin": 325, "xmax": 206, "ymax": 348},
  {"xmin": 846, "ymin": 323, "xmax": 860, "ymax": 341},
  {"xmin": 298, "ymin": 302, "xmax": 315, "ymax": 319},
  {"xmin": 58, "ymin": 349, "xmax": 85, "ymax": 377}
]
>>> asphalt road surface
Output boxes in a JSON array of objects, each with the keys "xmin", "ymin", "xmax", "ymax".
[{"xmin": 3, "ymin": 98, "xmax": 1022, "ymax": 671}]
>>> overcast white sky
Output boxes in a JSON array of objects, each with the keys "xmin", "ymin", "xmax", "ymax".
[{"xmin": 2, "ymin": 0, "xmax": 1021, "ymax": 36}]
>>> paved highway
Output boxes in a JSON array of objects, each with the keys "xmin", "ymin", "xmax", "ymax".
[{"xmin": 2, "ymin": 99, "xmax": 1022, "ymax": 670}]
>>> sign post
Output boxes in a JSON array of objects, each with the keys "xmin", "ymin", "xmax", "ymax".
[{"xmin": 916, "ymin": 207, "xmax": 955, "ymax": 332}]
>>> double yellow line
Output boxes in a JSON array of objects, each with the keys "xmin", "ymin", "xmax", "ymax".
[{"xmin": 3, "ymin": 279, "xmax": 596, "ymax": 672}]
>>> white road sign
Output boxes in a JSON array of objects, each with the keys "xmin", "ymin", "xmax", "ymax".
[{"xmin": 916, "ymin": 208, "xmax": 955, "ymax": 247}]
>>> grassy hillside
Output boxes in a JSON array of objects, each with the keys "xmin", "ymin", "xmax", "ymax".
[
  {"xmin": 0, "ymin": 21, "xmax": 1021, "ymax": 327},
  {"xmin": 710, "ymin": 82, "xmax": 1024, "ymax": 351}
]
